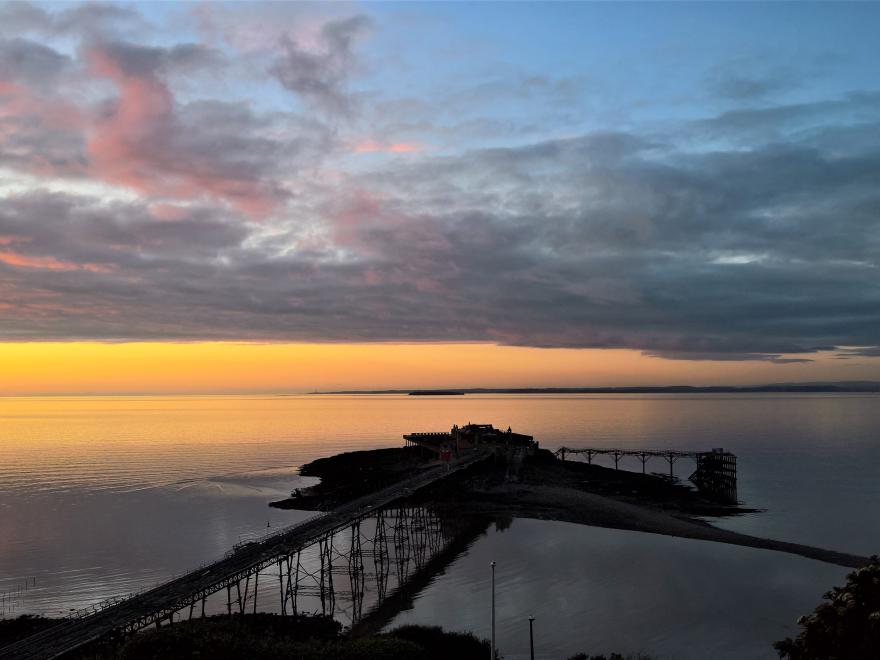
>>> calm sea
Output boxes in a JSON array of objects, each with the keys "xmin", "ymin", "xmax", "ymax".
[{"xmin": 1, "ymin": 394, "xmax": 878, "ymax": 659}]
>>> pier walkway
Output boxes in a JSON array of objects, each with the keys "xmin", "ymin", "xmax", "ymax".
[
  {"xmin": 0, "ymin": 452, "xmax": 489, "ymax": 660},
  {"xmin": 555, "ymin": 447, "xmax": 727, "ymax": 473},
  {"xmin": 555, "ymin": 446, "xmax": 737, "ymax": 502}
]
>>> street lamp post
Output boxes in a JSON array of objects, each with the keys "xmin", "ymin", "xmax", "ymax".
[
  {"xmin": 528, "ymin": 616, "xmax": 535, "ymax": 660},
  {"xmin": 490, "ymin": 561, "xmax": 496, "ymax": 659}
]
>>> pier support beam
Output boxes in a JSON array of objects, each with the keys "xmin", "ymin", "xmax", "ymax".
[
  {"xmin": 665, "ymin": 454, "xmax": 677, "ymax": 480},
  {"xmin": 278, "ymin": 560, "xmax": 286, "ymax": 615},
  {"xmin": 252, "ymin": 571, "xmax": 259, "ymax": 615}
]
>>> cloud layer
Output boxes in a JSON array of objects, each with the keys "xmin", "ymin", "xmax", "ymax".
[{"xmin": 0, "ymin": 2, "xmax": 878, "ymax": 362}]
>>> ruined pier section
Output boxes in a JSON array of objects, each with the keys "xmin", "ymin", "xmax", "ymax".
[
  {"xmin": 404, "ymin": 423, "xmax": 539, "ymax": 479},
  {"xmin": 404, "ymin": 423, "xmax": 538, "ymax": 457},
  {"xmin": 556, "ymin": 446, "xmax": 738, "ymax": 503}
]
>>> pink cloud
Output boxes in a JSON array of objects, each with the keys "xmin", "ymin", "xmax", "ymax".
[
  {"xmin": 2, "ymin": 45, "xmax": 278, "ymax": 216},
  {"xmin": 85, "ymin": 44, "xmax": 276, "ymax": 217},
  {"xmin": 353, "ymin": 139, "xmax": 424, "ymax": 154},
  {"xmin": 0, "ymin": 78, "xmax": 86, "ymax": 175},
  {"xmin": 323, "ymin": 189, "xmax": 454, "ymax": 295},
  {"xmin": 0, "ymin": 250, "xmax": 113, "ymax": 273},
  {"xmin": 148, "ymin": 203, "xmax": 190, "ymax": 221},
  {"xmin": 86, "ymin": 46, "xmax": 173, "ymax": 185},
  {"xmin": 0, "ymin": 79, "xmax": 83, "ymax": 129}
]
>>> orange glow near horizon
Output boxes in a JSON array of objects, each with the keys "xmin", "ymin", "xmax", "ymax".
[{"xmin": 0, "ymin": 342, "xmax": 877, "ymax": 396}]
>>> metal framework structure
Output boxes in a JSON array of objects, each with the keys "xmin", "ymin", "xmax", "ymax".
[
  {"xmin": 554, "ymin": 446, "xmax": 737, "ymax": 502},
  {"xmin": 0, "ymin": 453, "xmax": 489, "ymax": 660},
  {"xmin": 156, "ymin": 505, "xmax": 462, "ymax": 630}
]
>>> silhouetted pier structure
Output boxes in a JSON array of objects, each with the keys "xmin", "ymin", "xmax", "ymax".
[
  {"xmin": 405, "ymin": 423, "xmax": 537, "ymax": 457},
  {"xmin": 555, "ymin": 447, "xmax": 737, "ymax": 503},
  {"xmin": 0, "ymin": 452, "xmax": 490, "ymax": 660}
]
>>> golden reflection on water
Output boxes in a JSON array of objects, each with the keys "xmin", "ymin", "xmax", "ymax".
[
  {"xmin": 2, "ymin": 393, "xmax": 878, "ymax": 496},
  {"xmin": 0, "ymin": 393, "xmax": 878, "ymax": 636}
]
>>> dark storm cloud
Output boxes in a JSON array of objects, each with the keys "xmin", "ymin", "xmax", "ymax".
[{"xmin": 270, "ymin": 15, "xmax": 373, "ymax": 117}]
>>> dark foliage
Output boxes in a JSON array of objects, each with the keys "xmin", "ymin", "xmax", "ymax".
[
  {"xmin": 0, "ymin": 615, "xmax": 60, "ymax": 646},
  {"xmin": 774, "ymin": 556, "xmax": 880, "ymax": 659},
  {"xmin": 384, "ymin": 624, "xmax": 490, "ymax": 659},
  {"xmin": 78, "ymin": 615, "xmax": 492, "ymax": 660},
  {"xmin": 105, "ymin": 614, "xmax": 342, "ymax": 659},
  {"xmin": 567, "ymin": 654, "xmax": 652, "ymax": 660}
]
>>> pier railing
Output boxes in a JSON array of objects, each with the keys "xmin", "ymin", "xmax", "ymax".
[{"xmin": 554, "ymin": 446, "xmax": 737, "ymax": 503}]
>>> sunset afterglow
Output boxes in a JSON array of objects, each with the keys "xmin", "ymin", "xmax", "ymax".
[
  {"xmin": 1, "ymin": 342, "xmax": 878, "ymax": 396},
  {"xmin": 0, "ymin": 1, "xmax": 878, "ymax": 391}
]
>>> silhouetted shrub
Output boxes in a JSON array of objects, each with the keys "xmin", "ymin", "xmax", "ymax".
[
  {"xmin": 0, "ymin": 615, "xmax": 59, "ymax": 646},
  {"xmin": 91, "ymin": 615, "xmax": 492, "ymax": 660},
  {"xmin": 774, "ymin": 556, "xmax": 880, "ymax": 659},
  {"xmin": 567, "ymin": 654, "xmax": 652, "ymax": 660},
  {"xmin": 385, "ymin": 624, "xmax": 491, "ymax": 659}
]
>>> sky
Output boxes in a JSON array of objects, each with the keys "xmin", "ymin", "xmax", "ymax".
[{"xmin": 0, "ymin": 1, "xmax": 879, "ymax": 394}]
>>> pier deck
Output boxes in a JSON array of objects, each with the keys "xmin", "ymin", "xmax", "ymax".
[{"xmin": 555, "ymin": 446, "xmax": 737, "ymax": 502}]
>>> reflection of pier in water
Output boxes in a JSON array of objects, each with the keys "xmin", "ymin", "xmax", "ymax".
[
  {"xmin": 555, "ymin": 446, "xmax": 738, "ymax": 503},
  {"xmin": 351, "ymin": 514, "xmax": 492, "ymax": 637},
  {"xmin": 262, "ymin": 506, "xmax": 488, "ymax": 629}
]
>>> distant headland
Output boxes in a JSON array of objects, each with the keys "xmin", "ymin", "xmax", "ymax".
[{"xmin": 317, "ymin": 381, "xmax": 880, "ymax": 395}]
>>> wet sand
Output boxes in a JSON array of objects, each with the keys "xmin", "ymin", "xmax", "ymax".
[
  {"xmin": 273, "ymin": 447, "xmax": 870, "ymax": 569},
  {"xmin": 452, "ymin": 483, "xmax": 870, "ymax": 568}
]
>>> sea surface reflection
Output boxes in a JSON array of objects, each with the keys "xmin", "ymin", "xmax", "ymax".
[
  {"xmin": 1, "ymin": 394, "xmax": 877, "ymax": 658},
  {"xmin": 390, "ymin": 519, "xmax": 847, "ymax": 660}
]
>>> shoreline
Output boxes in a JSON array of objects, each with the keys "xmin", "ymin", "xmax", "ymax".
[
  {"xmin": 272, "ymin": 447, "xmax": 870, "ymax": 569},
  {"xmin": 449, "ymin": 483, "xmax": 868, "ymax": 568},
  {"xmin": 315, "ymin": 384, "xmax": 880, "ymax": 395}
]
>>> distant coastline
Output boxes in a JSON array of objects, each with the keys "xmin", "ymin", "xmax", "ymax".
[{"xmin": 318, "ymin": 381, "xmax": 880, "ymax": 395}]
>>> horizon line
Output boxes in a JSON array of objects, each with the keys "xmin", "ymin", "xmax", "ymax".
[{"xmin": 3, "ymin": 380, "xmax": 879, "ymax": 398}]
